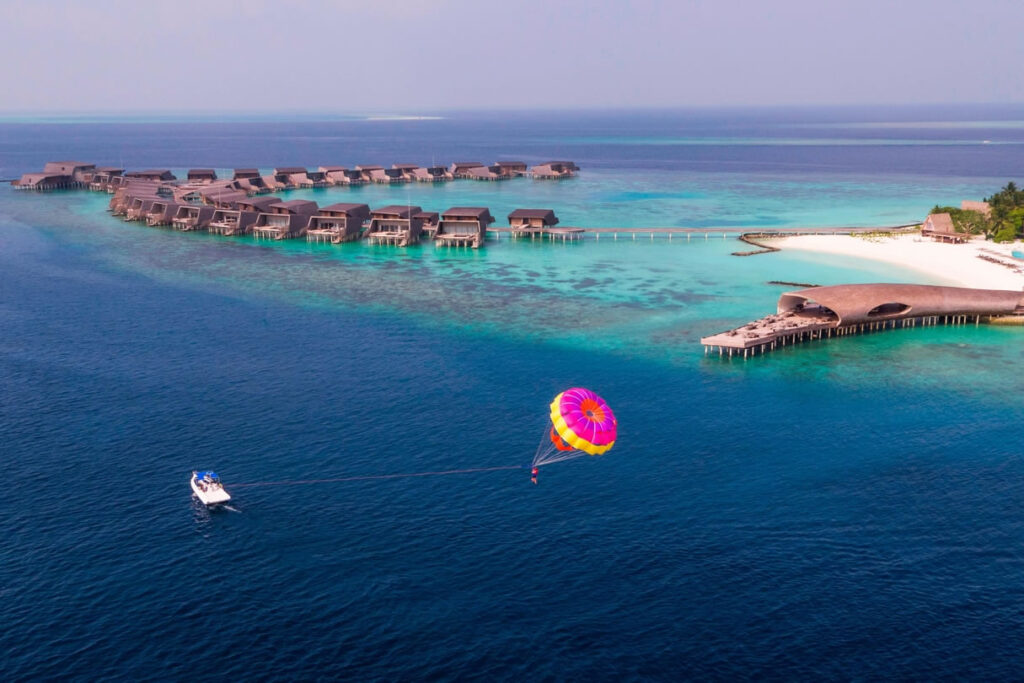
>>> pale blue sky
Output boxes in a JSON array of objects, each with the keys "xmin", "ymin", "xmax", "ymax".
[{"xmin": 1, "ymin": 0, "xmax": 1022, "ymax": 112}]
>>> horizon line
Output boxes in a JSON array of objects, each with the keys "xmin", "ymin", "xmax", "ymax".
[{"xmin": 2, "ymin": 102, "xmax": 1024, "ymax": 117}]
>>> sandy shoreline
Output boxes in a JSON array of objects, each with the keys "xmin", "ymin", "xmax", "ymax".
[{"xmin": 772, "ymin": 232, "xmax": 1024, "ymax": 291}]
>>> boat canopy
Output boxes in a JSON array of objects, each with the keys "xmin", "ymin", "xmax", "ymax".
[{"xmin": 197, "ymin": 470, "xmax": 220, "ymax": 481}]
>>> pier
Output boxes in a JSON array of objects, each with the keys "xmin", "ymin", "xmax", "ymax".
[
  {"xmin": 488, "ymin": 224, "xmax": 916, "ymax": 243},
  {"xmin": 701, "ymin": 284, "xmax": 1024, "ymax": 358}
]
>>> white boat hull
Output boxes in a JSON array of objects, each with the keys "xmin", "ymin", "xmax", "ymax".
[{"xmin": 191, "ymin": 475, "xmax": 231, "ymax": 505}]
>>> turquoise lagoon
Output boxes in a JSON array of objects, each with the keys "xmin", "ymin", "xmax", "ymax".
[{"xmin": 4, "ymin": 110, "xmax": 1024, "ymax": 679}]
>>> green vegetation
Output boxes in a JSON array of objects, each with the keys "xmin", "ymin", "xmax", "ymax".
[
  {"xmin": 929, "ymin": 205, "xmax": 989, "ymax": 236},
  {"xmin": 929, "ymin": 181, "xmax": 1024, "ymax": 243}
]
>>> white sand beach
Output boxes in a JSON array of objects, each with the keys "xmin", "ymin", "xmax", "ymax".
[{"xmin": 774, "ymin": 233, "xmax": 1024, "ymax": 291}]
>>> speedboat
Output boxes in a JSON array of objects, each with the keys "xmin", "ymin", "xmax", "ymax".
[{"xmin": 191, "ymin": 470, "xmax": 231, "ymax": 505}]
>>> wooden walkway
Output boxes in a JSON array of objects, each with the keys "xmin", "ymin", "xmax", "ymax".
[{"xmin": 486, "ymin": 224, "xmax": 918, "ymax": 242}]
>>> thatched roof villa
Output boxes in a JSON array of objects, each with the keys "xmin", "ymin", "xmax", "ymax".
[
  {"xmin": 961, "ymin": 200, "xmax": 992, "ymax": 217},
  {"xmin": 921, "ymin": 212, "xmax": 965, "ymax": 243}
]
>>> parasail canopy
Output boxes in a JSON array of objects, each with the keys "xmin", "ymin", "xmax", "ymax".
[{"xmin": 548, "ymin": 387, "xmax": 617, "ymax": 456}]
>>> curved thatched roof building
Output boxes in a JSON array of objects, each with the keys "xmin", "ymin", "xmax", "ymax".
[
  {"xmin": 778, "ymin": 284, "xmax": 1024, "ymax": 326},
  {"xmin": 702, "ymin": 283, "xmax": 1024, "ymax": 355}
]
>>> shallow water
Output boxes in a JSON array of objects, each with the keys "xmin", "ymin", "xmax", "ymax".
[{"xmin": 3, "ymin": 108, "xmax": 1024, "ymax": 679}]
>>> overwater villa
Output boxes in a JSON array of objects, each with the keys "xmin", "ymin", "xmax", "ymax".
[
  {"xmin": 187, "ymin": 169, "xmax": 218, "ymax": 183},
  {"xmin": 467, "ymin": 165, "xmax": 502, "ymax": 181},
  {"xmin": 450, "ymin": 161, "xmax": 485, "ymax": 179},
  {"xmin": 14, "ymin": 160, "xmax": 97, "ymax": 190},
  {"xmin": 181, "ymin": 183, "xmax": 240, "ymax": 205},
  {"xmin": 356, "ymin": 165, "xmax": 385, "ymax": 183},
  {"xmin": 436, "ymin": 207, "xmax": 495, "ymax": 248},
  {"xmin": 125, "ymin": 195, "xmax": 161, "ymax": 221},
  {"xmin": 365, "ymin": 205, "xmax": 425, "ymax": 246},
  {"xmin": 125, "ymin": 169, "xmax": 177, "ymax": 182},
  {"xmin": 318, "ymin": 166, "xmax": 346, "ymax": 186},
  {"xmin": 13, "ymin": 172, "xmax": 78, "ymax": 191},
  {"xmin": 105, "ymin": 174, "xmax": 128, "ymax": 193},
  {"xmin": 208, "ymin": 196, "xmax": 279, "ymax": 235},
  {"xmin": 252, "ymin": 199, "xmax": 319, "ymax": 240},
  {"xmin": 205, "ymin": 190, "xmax": 248, "ymax": 209},
  {"xmin": 273, "ymin": 167, "xmax": 311, "ymax": 189},
  {"xmin": 235, "ymin": 176, "xmax": 269, "ymax": 194},
  {"xmin": 921, "ymin": 212, "xmax": 965, "ymax": 244},
  {"xmin": 392, "ymin": 164, "xmax": 421, "ymax": 181},
  {"xmin": 416, "ymin": 210, "xmax": 440, "ymax": 236},
  {"xmin": 145, "ymin": 199, "xmax": 183, "ymax": 227},
  {"xmin": 109, "ymin": 189, "xmax": 132, "ymax": 215},
  {"xmin": 261, "ymin": 174, "xmax": 285, "ymax": 192},
  {"xmin": 172, "ymin": 204, "xmax": 216, "ymax": 231},
  {"xmin": 508, "ymin": 209, "xmax": 559, "ymax": 237},
  {"xmin": 494, "ymin": 161, "xmax": 528, "ymax": 178},
  {"xmin": 701, "ymin": 284, "xmax": 1024, "ymax": 358},
  {"xmin": 531, "ymin": 161, "xmax": 579, "ymax": 179},
  {"xmin": 172, "ymin": 187, "xmax": 203, "ymax": 203},
  {"xmin": 88, "ymin": 167, "xmax": 125, "ymax": 192},
  {"xmin": 323, "ymin": 168, "xmax": 366, "ymax": 185},
  {"xmin": 363, "ymin": 167, "xmax": 407, "ymax": 184},
  {"xmin": 233, "ymin": 169, "xmax": 266, "ymax": 193},
  {"xmin": 305, "ymin": 170, "xmax": 328, "ymax": 187},
  {"xmin": 383, "ymin": 168, "xmax": 409, "ymax": 183},
  {"xmin": 107, "ymin": 182, "xmax": 166, "ymax": 214},
  {"xmin": 412, "ymin": 166, "xmax": 452, "ymax": 182},
  {"xmin": 109, "ymin": 186, "xmax": 149, "ymax": 215},
  {"xmin": 45, "ymin": 161, "xmax": 97, "ymax": 181},
  {"xmin": 306, "ymin": 203, "xmax": 371, "ymax": 243}
]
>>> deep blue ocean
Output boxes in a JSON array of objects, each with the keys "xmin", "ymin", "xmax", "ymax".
[{"xmin": 3, "ymin": 107, "xmax": 1024, "ymax": 679}]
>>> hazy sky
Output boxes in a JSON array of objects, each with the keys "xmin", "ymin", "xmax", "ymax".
[{"xmin": 2, "ymin": 0, "xmax": 1022, "ymax": 112}]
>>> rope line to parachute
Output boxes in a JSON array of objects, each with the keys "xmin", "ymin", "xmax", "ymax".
[
  {"xmin": 535, "ymin": 451, "xmax": 587, "ymax": 467},
  {"xmin": 231, "ymin": 465, "xmax": 523, "ymax": 488}
]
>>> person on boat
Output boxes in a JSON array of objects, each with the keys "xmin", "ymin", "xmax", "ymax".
[{"xmin": 531, "ymin": 466, "xmax": 539, "ymax": 484}]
